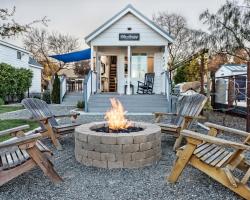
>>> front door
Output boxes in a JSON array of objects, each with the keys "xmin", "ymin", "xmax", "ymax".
[
  {"xmin": 109, "ymin": 56, "xmax": 117, "ymax": 92},
  {"xmin": 100, "ymin": 55, "xmax": 117, "ymax": 92}
]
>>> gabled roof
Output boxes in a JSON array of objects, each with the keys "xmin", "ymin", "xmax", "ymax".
[
  {"xmin": 85, "ymin": 4, "xmax": 174, "ymax": 45},
  {"xmin": 0, "ymin": 40, "xmax": 30, "ymax": 54},
  {"xmin": 222, "ymin": 64, "xmax": 247, "ymax": 72}
]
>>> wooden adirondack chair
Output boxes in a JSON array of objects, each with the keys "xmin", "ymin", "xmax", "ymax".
[
  {"xmin": 22, "ymin": 98, "xmax": 81, "ymax": 150},
  {"xmin": 154, "ymin": 93, "xmax": 207, "ymax": 150},
  {"xmin": 137, "ymin": 73, "xmax": 155, "ymax": 94},
  {"xmin": 168, "ymin": 122, "xmax": 250, "ymax": 199},
  {"xmin": 0, "ymin": 125, "xmax": 62, "ymax": 186}
]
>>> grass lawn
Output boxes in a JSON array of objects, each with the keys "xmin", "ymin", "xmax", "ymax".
[
  {"xmin": 0, "ymin": 105, "xmax": 24, "ymax": 114},
  {"xmin": 0, "ymin": 119, "xmax": 38, "ymax": 142}
]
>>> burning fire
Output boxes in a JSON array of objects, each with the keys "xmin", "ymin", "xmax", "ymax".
[{"xmin": 105, "ymin": 98, "xmax": 131, "ymax": 130}]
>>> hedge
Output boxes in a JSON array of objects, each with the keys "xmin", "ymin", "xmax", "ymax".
[{"xmin": 0, "ymin": 63, "xmax": 33, "ymax": 102}]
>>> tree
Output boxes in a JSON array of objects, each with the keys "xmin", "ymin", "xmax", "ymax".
[
  {"xmin": 173, "ymin": 66, "xmax": 187, "ymax": 84},
  {"xmin": 23, "ymin": 28, "xmax": 79, "ymax": 87},
  {"xmin": 200, "ymin": 0, "xmax": 250, "ymax": 131},
  {"xmin": 74, "ymin": 60, "xmax": 90, "ymax": 77},
  {"xmin": 153, "ymin": 12, "xmax": 200, "ymax": 79},
  {"xmin": 0, "ymin": 7, "xmax": 48, "ymax": 38},
  {"xmin": 51, "ymin": 74, "xmax": 60, "ymax": 104}
]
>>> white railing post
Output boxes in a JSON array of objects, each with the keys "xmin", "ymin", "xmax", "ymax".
[
  {"xmin": 127, "ymin": 46, "xmax": 131, "ymax": 95},
  {"xmin": 84, "ymin": 70, "xmax": 97, "ymax": 112},
  {"xmin": 60, "ymin": 75, "xmax": 67, "ymax": 104}
]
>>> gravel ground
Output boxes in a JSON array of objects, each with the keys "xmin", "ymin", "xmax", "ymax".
[{"xmin": 0, "ymin": 108, "xmax": 246, "ymax": 200}]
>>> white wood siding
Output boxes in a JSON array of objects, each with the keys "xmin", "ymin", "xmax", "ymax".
[
  {"xmin": 0, "ymin": 43, "xmax": 42, "ymax": 93},
  {"xmin": 91, "ymin": 13, "xmax": 169, "ymax": 46},
  {"xmin": 153, "ymin": 52, "xmax": 163, "ymax": 94},
  {"xmin": 117, "ymin": 54, "xmax": 125, "ymax": 94},
  {"xmin": 0, "ymin": 44, "xmax": 29, "ymax": 68},
  {"xmin": 29, "ymin": 66, "xmax": 42, "ymax": 93}
]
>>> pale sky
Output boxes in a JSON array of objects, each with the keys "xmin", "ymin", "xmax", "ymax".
[{"xmin": 1, "ymin": 0, "xmax": 227, "ymax": 49}]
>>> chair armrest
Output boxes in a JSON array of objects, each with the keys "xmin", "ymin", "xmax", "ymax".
[
  {"xmin": 137, "ymin": 81, "xmax": 145, "ymax": 86},
  {"xmin": 154, "ymin": 112, "xmax": 177, "ymax": 116},
  {"xmin": 38, "ymin": 116, "xmax": 53, "ymax": 123},
  {"xmin": 0, "ymin": 125, "xmax": 30, "ymax": 137},
  {"xmin": 181, "ymin": 129, "xmax": 250, "ymax": 150},
  {"xmin": 54, "ymin": 113, "xmax": 80, "ymax": 118},
  {"xmin": 0, "ymin": 133, "xmax": 42, "ymax": 149},
  {"xmin": 204, "ymin": 122, "xmax": 250, "ymax": 137},
  {"xmin": 182, "ymin": 115, "xmax": 206, "ymax": 120}
]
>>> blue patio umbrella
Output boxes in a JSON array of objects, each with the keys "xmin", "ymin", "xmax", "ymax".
[{"xmin": 50, "ymin": 48, "xmax": 91, "ymax": 63}]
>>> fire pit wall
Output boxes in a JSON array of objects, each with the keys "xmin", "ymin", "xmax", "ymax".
[{"xmin": 75, "ymin": 122, "xmax": 162, "ymax": 169}]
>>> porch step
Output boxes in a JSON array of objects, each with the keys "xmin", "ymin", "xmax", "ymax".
[
  {"xmin": 61, "ymin": 92, "xmax": 83, "ymax": 106},
  {"xmin": 87, "ymin": 94, "xmax": 169, "ymax": 113}
]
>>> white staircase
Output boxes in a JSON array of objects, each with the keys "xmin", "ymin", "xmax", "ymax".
[
  {"xmin": 62, "ymin": 92, "xmax": 83, "ymax": 106},
  {"xmin": 87, "ymin": 93, "xmax": 169, "ymax": 113}
]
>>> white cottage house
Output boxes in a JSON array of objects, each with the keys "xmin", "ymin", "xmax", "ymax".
[
  {"xmin": 0, "ymin": 40, "xmax": 42, "ymax": 94},
  {"xmin": 82, "ymin": 4, "xmax": 173, "ymax": 112},
  {"xmin": 85, "ymin": 4, "xmax": 173, "ymax": 94}
]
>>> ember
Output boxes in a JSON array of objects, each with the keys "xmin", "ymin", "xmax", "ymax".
[{"xmin": 94, "ymin": 126, "xmax": 143, "ymax": 133}]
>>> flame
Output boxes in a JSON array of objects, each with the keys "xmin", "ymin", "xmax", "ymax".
[{"xmin": 105, "ymin": 98, "xmax": 131, "ymax": 130}]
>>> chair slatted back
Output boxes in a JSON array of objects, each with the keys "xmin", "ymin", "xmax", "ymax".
[
  {"xmin": 145, "ymin": 73, "xmax": 155, "ymax": 87},
  {"xmin": 22, "ymin": 98, "xmax": 58, "ymax": 130},
  {"xmin": 171, "ymin": 94, "xmax": 207, "ymax": 128}
]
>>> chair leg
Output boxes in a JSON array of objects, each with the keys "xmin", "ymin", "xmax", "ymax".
[
  {"xmin": 168, "ymin": 143, "xmax": 196, "ymax": 183},
  {"xmin": 27, "ymin": 146, "xmax": 63, "ymax": 183},
  {"xmin": 45, "ymin": 125, "xmax": 63, "ymax": 150},
  {"xmin": 173, "ymin": 135, "xmax": 184, "ymax": 151}
]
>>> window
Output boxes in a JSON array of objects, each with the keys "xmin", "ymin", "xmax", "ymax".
[
  {"xmin": 131, "ymin": 54, "xmax": 154, "ymax": 79},
  {"xmin": 17, "ymin": 51, "xmax": 22, "ymax": 60}
]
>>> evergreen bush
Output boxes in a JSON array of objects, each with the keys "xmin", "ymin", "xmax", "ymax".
[
  {"xmin": 42, "ymin": 90, "xmax": 51, "ymax": 104},
  {"xmin": 51, "ymin": 74, "xmax": 61, "ymax": 104},
  {"xmin": 0, "ymin": 63, "xmax": 33, "ymax": 102},
  {"xmin": 76, "ymin": 100, "xmax": 85, "ymax": 109}
]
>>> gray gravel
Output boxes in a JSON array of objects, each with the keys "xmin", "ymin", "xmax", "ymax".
[{"xmin": 0, "ymin": 109, "xmax": 245, "ymax": 200}]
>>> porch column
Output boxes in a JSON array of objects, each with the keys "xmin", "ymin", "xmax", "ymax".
[
  {"xmin": 164, "ymin": 45, "xmax": 170, "ymax": 107},
  {"xmin": 127, "ymin": 46, "xmax": 131, "ymax": 95},
  {"xmin": 90, "ymin": 45, "xmax": 94, "ymax": 70},
  {"xmin": 95, "ymin": 47, "xmax": 101, "ymax": 92}
]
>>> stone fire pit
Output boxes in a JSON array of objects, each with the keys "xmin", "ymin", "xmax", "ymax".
[{"xmin": 75, "ymin": 121, "xmax": 161, "ymax": 169}]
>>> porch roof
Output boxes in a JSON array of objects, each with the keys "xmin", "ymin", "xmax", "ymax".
[{"xmin": 50, "ymin": 48, "xmax": 91, "ymax": 63}]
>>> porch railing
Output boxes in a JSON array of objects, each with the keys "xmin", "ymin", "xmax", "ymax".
[
  {"xmin": 60, "ymin": 75, "xmax": 67, "ymax": 104},
  {"xmin": 161, "ymin": 70, "xmax": 171, "ymax": 111},
  {"xmin": 84, "ymin": 70, "xmax": 97, "ymax": 112}
]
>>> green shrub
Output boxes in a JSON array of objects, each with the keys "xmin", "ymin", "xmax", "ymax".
[
  {"xmin": 77, "ymin": 100, "xmax": 84, "ymax": 109},
  {"xmin": 0, "ymin": 63, "xmax": 33, "ymax": 101},
  {"xmin": 42, "ymin": 90, "xmax": 51, "ymax": 104},
  {"xmin": 0, "ymin": 98, "xmax": 4, "ymax": 105},
  {"xmin": 51, "ymin": 74, "xmax": 60, "ymax": 104}
]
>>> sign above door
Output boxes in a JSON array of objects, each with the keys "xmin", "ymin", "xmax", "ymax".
[{"xmin": 119, "ymin": 33, "xmax": 140, "ymax": 41}]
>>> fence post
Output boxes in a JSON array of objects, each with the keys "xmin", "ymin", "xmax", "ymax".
[
  {"xmin": 247, "ymin": 61, "xmax": 250, "ymax": 132},
  {"xmin": 228, "ymin": 76, "xmax": 234, "ymax": 109},
  {"xmin": 200, "ymin": 53, "xmax": 205, "ymax": 95},
  {"xmin": 211, "ymin": 71, "xmax": 216, "ymax": 108}
]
